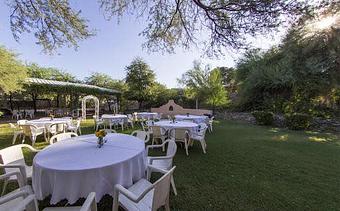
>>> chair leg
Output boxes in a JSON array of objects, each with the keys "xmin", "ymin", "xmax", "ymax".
[
  {"xmin": 171, "ymin": 175, "xmax": 178, "ymax": 196},
  {"xmin": 31, "ymin": 136, "xmax": 36, "ymax": 146},
  {"xmin": 12, "ymin": 133, "xmax": 18, "ymax": 145},
  {"xmin": 201, "ymin": 140, "xmax": 206, "ymax": 154},
  {"xmin": 164, "ymin": 198, "xmax": 170, "ymax": 211},
  {"xmin": 1, "ymin": 180, "xmax": 8, "ymax": 196},
  {"xmin": 184, "ymin": 140, "xmax": 189, "ymax": 156}
]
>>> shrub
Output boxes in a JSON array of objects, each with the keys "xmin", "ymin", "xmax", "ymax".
[
  {"xmin": 252, "ymin": 110, "xmax": 274, "ymax": 126},
  {"xmin": 285, "ymin": 113, "xmax": 312, "ymax": 130}
]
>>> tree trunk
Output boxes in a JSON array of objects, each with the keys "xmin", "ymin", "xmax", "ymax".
[
  {"xmin": 195, "ymin": 99, "xmax": 199, "ymax": 109},
  {"xmin": 31, "ymin": 93, "xmax": 38, "ymax": 112},
  {"xmin": 9, "ymin": 94, "xmax": 13, "ymax": 111}
]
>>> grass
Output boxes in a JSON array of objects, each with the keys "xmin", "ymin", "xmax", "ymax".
[{"xmin": 1, "ymin": 119, "xmax": 340, "ymax": 210}]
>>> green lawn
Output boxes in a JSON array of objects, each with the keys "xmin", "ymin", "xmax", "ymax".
[{"xmin": 1, "ymin": 120, "xmax": 340, "ymax": 210}]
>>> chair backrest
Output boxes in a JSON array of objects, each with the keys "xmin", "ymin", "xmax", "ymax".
[
  {"xmin": 170, "ymin": 128, "xmax": 189, "ymax": 140},
  {"xmin": 150, "ymin": 126, "xmax": 164, "ymax": 137},
  {"xmin": 166, "ymin": 139, "xmax": 177, "ymax": 157},
  {"xmin": 9, "ymin": 123, "xmax": 17, "ymax": 130},
  {"xmin": 50, "ymin": 132, "xmax": 78, "ymax": 145},
  {"xmin": 198, "ymin": 123, "xmax": 208, "ymax": 130},
  {"xmin": 152, "ymin": 166, "xmax": 176, "ymax": 209},
  {"xmin": 80, "ymin": 192, "xmax": 97, "ymax": 211},
  {"xmin": 17, "ymin": 120, "xmax": 27, "ymax": 125},
  {"xmin": 131, "ymin": 130, "xmax": 150, "ymax": 143},
  {"xmin": 0, "ymin": 145, "xmax": 26, "ymax": 169},
  {"xmin": 48, "ymin": 123, "xmax": 67, "ymax": 133},
  {"xmin": 20, "ymin": 124, "xmax": 38, "ymax": 136},
  {"xmin": 103, "ymin": 129, "xmax": 117, "ymax": 134},
  {"xmin": 146, "ymin": 120, "xmax": 154, "ymax": 127}
]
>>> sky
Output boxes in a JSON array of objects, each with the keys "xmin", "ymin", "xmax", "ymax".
[{"xmin": 0, "ymin": 1, "xmax": 283, "ymax": 88}]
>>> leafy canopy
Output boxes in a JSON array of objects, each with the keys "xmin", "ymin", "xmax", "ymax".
[
  {"xmin": 125, "ymin": 57, "xmax": 156, "ymax": 106},
  {"xmin": 179, "ymin": 61, "xmax": 228, "ymax": 109},
  {"xmin": 5, "ymin": 0, "xmax": 313, "ymax": 54},
  {"xmin": 0, "ymin": 46, "xmax": 27, "ymax": 93}
]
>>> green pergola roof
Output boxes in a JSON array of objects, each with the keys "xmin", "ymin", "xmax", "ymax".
[{"xmin": 27, "ymin": 78, "xmax": 120, "ymax": 95}]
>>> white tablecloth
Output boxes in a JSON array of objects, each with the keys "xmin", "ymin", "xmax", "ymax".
[
  {"xmin": 101, "ymin": 114, "xmax": 128, "ymax": 122},
  {"xmin": 137, "ymin": 112, "xmax": 158, "ymax": 119},
  {"xmin": 154, "ymin": 120, "xmax": 199, "ymax": 136},
  {"xmin": 175, "ymin": 115, "xmax": 208, "ymax": 124},
  {"xmin": 27, "ymin": 118, "xmax": 71, "ymax": 128},
  {"xmin": 32, "ymin": 133, "xmax": 146, "ymax": 204}
]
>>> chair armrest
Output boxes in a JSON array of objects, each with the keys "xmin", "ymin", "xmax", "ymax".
[
  {"xmin": 11, "ymin": 194, "xmax": 38, "ymax": 211},
  {"xmin": 21, "ymin": 144, "xmax": 41, "ymax": 152},
  {"xmin": 147, "ymin": 165, "xmax": 169, "ymax": 175},
  {"xmin": 148, "ymin": 155, "xmax": 173, "ymax": 164},
  {"xmin": 0, "ymin": 188, "xmax": 32, "ymax": 205},
  {"xmin": 146, "ymin": 143, "xmax": 166, "ymax": 154},
  {"xmin": 0, "ymin": 171, "xmax": 25, "ymax": 187},
  {"xmin": 0, "ymin": 164, "xmax": 27, "ymax": 183}
]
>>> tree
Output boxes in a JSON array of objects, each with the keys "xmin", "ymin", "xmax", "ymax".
[
  {"xmin": 205, "ymin": 68, "xmax": 229, "ymax": 111},
  {"xmin": 0, "ymin": 46, "xmax": 27, "ymax": 94},
  {"xmin": 5, "ymin": 0, "xmax": 313, "ymax": 54},
  {"xmin": 125, "ymin": 58, "xmax": 156, "ymax": 109},
  {"xmin": 7, "ymin": 0, "xmax": 94, "ymax": 53},
  {"xmin": 85, "ymin": 72, "xmax": 128, "ymax": 111},
  {"xmin": 179, "ymin": 61, "xmax": 228, "ymax": 110}
]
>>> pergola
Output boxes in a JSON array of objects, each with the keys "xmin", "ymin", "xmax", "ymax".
[{"xmin": 18, "ymin": 78, "xmax": 121, "ymax": 114}]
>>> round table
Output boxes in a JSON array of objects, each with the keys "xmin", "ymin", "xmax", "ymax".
[
  {"xmin": 27, "ymin": 118, "xmax": 71, "ymax": 128},
  {"xmin": 32, "ymin": 133, "xmax": 146, "ymax": 204},
  {"xmin": 101, "ymin": 114, "xmax": 127, "ymax": 122},
  {"xmin": 154, "ymin": 120, "xmax": 199, "ymax": 137},
  {"xmin": 137, "ymin": 112, "xmax": 158, "ymax": 120},
  {"xmin": 175, "ymin": 115, "xmax": 208, "ymax": 124}
]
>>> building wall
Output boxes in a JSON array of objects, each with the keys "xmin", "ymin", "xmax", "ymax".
[{"xmin": 151, "ymin": 100, "xmax": 212, "ymax": 116}]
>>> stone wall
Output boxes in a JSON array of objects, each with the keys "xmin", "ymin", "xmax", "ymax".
[{"xmin": 216, "ymin": 111, "xmax": 340, "ymax": 133}]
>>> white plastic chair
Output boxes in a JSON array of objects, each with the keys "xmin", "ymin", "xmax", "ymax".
[
  {"xmin": 49, "ymin": 132, "xmax": 78, "ymax": 145},
  {"xmin": 8, "ymin": 192, "xmax": 97, "ymax": 211},
  {"xmin": 113, "ymin": 166, "xmax": 176, "ymax": 211},
  {"xmin": 0, "ymin": 144, "xmax": 40, "ymax": 195},
  {"xmin": 150, "ymin": 126, "xmax": 167, "ymax": 146},
  {"xmin": 0, "ymin": 171, "xmax": 33, "ymax": 209},
  {"xmin": 17, "ymin": 120, "xmax": 27, "ymax": 125},
  {"xmin": 103, "ymin": 129, "xmax": 117, "ymax": 134},
  {"xmin": 67, "ymin": 119, "xmax": 82, "ymax": 135},
  {"xmin": 20, "ymin": 124, "xmax": 45, "ymax": 146},
  {"xmin": 12, "ymin": 110, "xmax": 22, "ymax": 120},
  {"xmin": 127, "ymin": 114, "xmax": 134, "ymax": 128},
  {"xmin": 131, "ymin": 130, "xmax": 150, "ymax": 143},
  {"xmin": 169, "ymin": 128, "xmax": 190, "ymax": 156},
  {"xmin": 208, "ymin": 116, "xmax": 214, "ymax": 132},
  {"xmin": 9, "ymin": 123, "xmax": 24, "ymax": 145},
  {"xmin": 93, "ymin": 115, "xmax": 104, "ymax": 130},
  {"xmin": 191, "ymin": 123, "xmax": 208, "ymax": 154},
  {"xmin": 25, "ymin": 110, "xmax": 34, "ymax": 119},
  {"xmin": 47, "ymin": 123, "xmax": 67, "ymax": 140},
  {"xmin": 146, "ymin": 139, "xmax": 178, "ymax": 195}
]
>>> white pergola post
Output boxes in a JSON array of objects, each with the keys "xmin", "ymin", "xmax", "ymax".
[{"xmin": 82, "ymin": 95, "xmax": 99, "ymax": 119}]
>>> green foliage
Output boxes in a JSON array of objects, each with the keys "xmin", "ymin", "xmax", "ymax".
[
  {"xmin": 8, "ymin": 0, "xmax": 94, "ymax": 53},
  {"xmin": 0, "ymin": 111, "xmax": 3, "ymax": 117},
  {"xmin": 252, "ymin": 110, "xmax": 274, "ymax": 126},
  {"xmin": 0, "ymin": 46, "xmax": 27, "ymax": 93},
  {"xmin": 235, "ymin": 5, "xmax": 340, "ymax": 115},
  {"xmin": 285, "ymin": 113, "xmax": 312, "ymax": 130},
  {"xmin": 125, "ymin": 57, "xmax": 156, "ymax": 108},
  {"xmin": 179, "ymin": 61, "xmax": 229, "ymax": 109},
  {"xmin": 27, "ymin": 63, "xmax": 76, "ymax": 82}
]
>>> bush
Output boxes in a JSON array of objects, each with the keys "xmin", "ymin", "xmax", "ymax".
[
  {"xmin": 252, "ymin": 110, "xmax": 274, "ymax": 126},
  {"xmin": 285, "ymin": 113, "xmax": 312, "ymax": 130}
]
